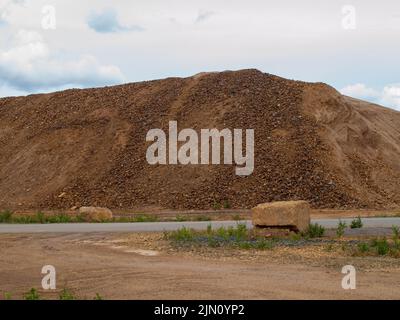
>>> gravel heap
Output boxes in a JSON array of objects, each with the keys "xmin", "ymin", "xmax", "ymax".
[{"xmin": 0, "ymin": 69, "xmax": 399, "ymax": 210}]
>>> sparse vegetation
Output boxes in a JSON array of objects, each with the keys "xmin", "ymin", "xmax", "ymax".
[
  {"xmin": 0, "ymin": 211, "xmax": 165, "ymax": 224},
  {"xmin": 3, "ymin": 292, "xmax": 12, "ymax": 300},
  {"xmin": 222, "ymin": 200, "xmax": 231, "ymax": 209},
  {"xmin": 59, "ymin": 288, "xmax": 76, "ymax": 300},
  {"xmin": 232, "ymin": 214, "xmax": 242, "ymax": 221},
  {"xmin": 357, "ymin": 242, "xmax": 369, "ymax": 253},
  {"xmin": 212, "ymin": 200, "xmax": 231, "ymax": 210},
  {"xmin": 372, "ymin": 238, "xmax": 390, "ymax": 255},
  {"xmin": 392, "ymin": 225, "xmax": 400, "ymax": 240},
  {"xmin": 212, "ymin": 201, "xmax": 221, "ymax": 210},
  {"xmin": 350, "ymin": 216, "xmax": 363, "ymax": 229},
  {"xmin": 336, "ymin": 220, "xmax": 347, "ymax": 238},
  {"xmin": 302, "ymin": 223, "xmax": 325, "ymax": 238},
  {"xmin": 94, "ymin": 293, "xmax": 103, "ymax": 300},
  {"xmin": 324, "ymin": 243, "xmax": 334, "ymax": 252},
  {"xmin": 175, "ymin": 215, "xmax": 188, "ymax": 222},
  {"xmin": 195, "ymin": 215, "xmax": 211, "ymax": 221},
  {"xmin": 0, "ymin": 210, "xmax": 13, "ymax": 223},
  {"xmin": 349, "ymin": 237, "xmax": 400, "ymax": 257},
  {"xmin": 24, "ymin": 288, "xmax": 40, "ymax": 300},
  {"xmin": 132, "ymin": 214, "xmax": 158, "ymax": 222},
  {"xmin": 167, "ymin": 223, "xmax": 273, "ymax": 250},
  {"xmin": 167, "ymin": 227, "xmax": 195, "ymax": 241}
]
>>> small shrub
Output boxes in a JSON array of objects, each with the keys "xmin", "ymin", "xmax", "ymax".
[
  {"xmin": 357, "ymin": 242, "xmax": 369, "ymax": 253},
  {"xmin": 212, "ymin": 201, "xmax": 221, "ymax": 210},
  {"xmin": 94, "ymin": 293, "xmax": 103, "ymax": 300},
  {"xmin": 24, "ymin": 288, "xmax": 40, "ymax": 300},
  {"xmin": 216, "ymin": 227, "xmax": 230, "ymax": 240},
  {"xmin": 168, "ymin": 227, "xmax": 195, "ymax": 241},
  {"xmin": 253, "ymin": 239, "xmax": 273, "ymax": 250},
  {"xmin": 290, "ymin": 232, "xmax": 302, "ymax": 241},
  {"xmin": 222, "ymin": 200, "xmax": 231, "ymax": 209},
  {"xmin": 36, "ymin": 211, "xmax": 45, "ymax": 223},
  {"xmin": 304, "ymin": 223, "xmax": 325, "ymax": 238},
  {"xmin": 372, "ymin": 238, "xmax": 390, "ymax": 256},
  {"xmin": 4, "ymin": 292, "xmax": 12, "ymax": 300},
  {"xmin": 207, "ymin": 236, "xmax": 219, "ymax": 247},
  {"xmin": 336, "ymin": 220, "xmax": 347, "ymax": 238},
  {"xmin": 59, "ymin": 288, "xmax": 76, "ymax": 300},
  {"xmin": 229, "ymin": 223, "xmax": 247, "ymax": 241},
  {"xmin": 392, "ymin": 225, "xmax": 400, "ymax": 240},
  {"xmin": 0, "ymin": 210, "xmax": 13, "ymax": 223},
  {"xmin": 350, "ymin": 216, "xmax": 363, "ymax": 229}
]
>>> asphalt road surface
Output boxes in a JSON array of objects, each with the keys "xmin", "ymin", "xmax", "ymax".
[{"xmin": 0, "ymin": 217, "xmax": 399, "ymax": 233}]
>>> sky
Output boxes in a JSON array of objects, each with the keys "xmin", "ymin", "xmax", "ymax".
[{"xmin": 0, "ymin": 0, "xmax": 399, "ymax": 110}]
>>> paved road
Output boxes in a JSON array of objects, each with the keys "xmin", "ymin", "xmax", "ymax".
[{"xmin": 0, "ymin": 217, "xmax": 399, "ymax": 233}]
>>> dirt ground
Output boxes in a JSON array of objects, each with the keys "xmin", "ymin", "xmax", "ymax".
[{"xmin": 0, "ymin": 232, "xmax": 399, "ymax": 300}]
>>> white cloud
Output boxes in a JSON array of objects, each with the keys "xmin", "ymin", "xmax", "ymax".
[
  {"xmin": 87, "ymin": 8, "xmax": 144, "ymax": 33},
  {"xmin": 0, "ymin": 0, "xmax": 25, "ymax": 24},
  {"xmin": 340, "ymin": 83, "xmax": 400, "ymax": 111},
  {"xmin": 194, "ymin": 10, "xmax": 215, "ymax": 24},
  {"xmin": 340, "ymin": 83, "xmax": 380, "ymax": 100},
  {"xmin": 0, "ymin": 29, "xmax": 124, "ymax": 92},
  {"xmin": 381, "ymin": 85, "xmax": 400, "ymax": 110}
]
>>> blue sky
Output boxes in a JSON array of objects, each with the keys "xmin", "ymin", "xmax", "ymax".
[{"xmin": 0, "ymin": 0, "xmax": 400, "ymax": 110}]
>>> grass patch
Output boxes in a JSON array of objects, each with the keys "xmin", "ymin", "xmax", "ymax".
[
  {"xmin": 302, "ymin": 223, "xmax": 325, "ymax": 238},
  {"xmin": 24, "ymin": 288, "xmax": 40, "ymax": 300},
  {"xmin": 0, "ymin": 211, "xmax": 164, "ymax": 224},
  {"xmin": 166, "ymin": 223, "xmax": 273, "ymax": 250},
  {"xmin": 350, "ymin": 237, "xmax": 400, "ymax": 257},
  {"xmin": 3, "ymin": 288, "xmax": 103, "ymax": 300},
  {"xmin": 3, "ymin": 292, "xmax": 12, "ymax": 300},
  {"xmin": 0, "ymin": 210, "xmax": 13, "ymax": 223},
  {"xmin": 59, "ymin": 288, "xmax": 76, "ymax": 300},
  {"xmin": 168, "ymin": 227, "xmax": 195, "ymax": 241},
  {"xmin": 175, "ymin": 215, "xmax": 189, "ymax": 222},
  {"xmin": 11, "ymin": 213, "xmax": 77, "ymax": 224},
  {"xmin": 372, "ymin": 238, "xmax": 390, "ymax": 255},
  {"xmin": 132, "ymin": 214, "xmax": 158, "ymax": 222}
]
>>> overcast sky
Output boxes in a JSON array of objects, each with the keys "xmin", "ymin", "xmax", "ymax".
[{"xmin": 0, "ymin": 0, "xmax": 399, "ymax": 110}]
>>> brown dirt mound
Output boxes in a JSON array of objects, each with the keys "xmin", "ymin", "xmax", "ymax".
[{"xmin": 0, "ymin": 69, "xmax": 399, "ymax": 210}]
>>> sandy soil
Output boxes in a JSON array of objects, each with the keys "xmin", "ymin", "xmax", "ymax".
[{"xmin": 0, "ymin": 232, "xmax": 399, "ymax": 300}]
